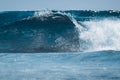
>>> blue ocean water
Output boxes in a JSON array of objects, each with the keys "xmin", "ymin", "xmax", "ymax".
[
  {"xmin": 0, "ymin": 51, "xmax": 120, "ymax": 80},
  {"xmin": 0, "ymin": 10, "xmax": 120, "ymax": 80}
]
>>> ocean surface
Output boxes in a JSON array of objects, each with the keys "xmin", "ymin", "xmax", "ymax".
[{"xmin": 0, "ymin": 10, "xmax": 120, "ymax": 80}]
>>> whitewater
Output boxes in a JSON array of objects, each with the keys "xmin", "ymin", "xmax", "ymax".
[{"xmin": 0, "ymin": 10, "xmax": 120, "ymax": 80}]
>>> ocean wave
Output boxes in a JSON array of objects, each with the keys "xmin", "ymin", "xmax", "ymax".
[
  {"xmin": 0, "ymin": 10, "xmax": 120, "ymax": 52},
  {"xmin": 0, "ymin": 12, "xmax": 79, "ymax": 52}
]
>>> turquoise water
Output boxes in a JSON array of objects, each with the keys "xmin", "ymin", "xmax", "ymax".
[{"xmin": 0, "ymin": 51, "xmax": 120, "ymax": 80}]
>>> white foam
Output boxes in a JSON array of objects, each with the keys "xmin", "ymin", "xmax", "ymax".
[
  {"xmin": 78, "ymin": 19, "xmax": 120, "ymax": 51},
  {"xmin": 34, "ymin": 10, "xmax": 52, "ymax": 16}
]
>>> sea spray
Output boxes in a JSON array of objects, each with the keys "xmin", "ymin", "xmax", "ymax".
[
  {"xmin": 79, "ymin": 19, "xmax": 120, "ymax": 51},
  {"xmin": 0, "ymin": 10, "xmax": 120, "ymax": 52}
]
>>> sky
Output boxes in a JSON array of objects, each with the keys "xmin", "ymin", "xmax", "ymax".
[{"xmin": 0, "ymin": 0, "xmax": 120, "ymax": 11}]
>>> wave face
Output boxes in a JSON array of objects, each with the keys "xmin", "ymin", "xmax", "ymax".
[{"xmin": 0, "ymin": 10, "xmax": 120, "ymax": 52}]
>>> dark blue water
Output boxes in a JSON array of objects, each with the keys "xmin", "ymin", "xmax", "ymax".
[{"xmin": 0, "ymin": 10, "xmax": 120, "ymax": 80}]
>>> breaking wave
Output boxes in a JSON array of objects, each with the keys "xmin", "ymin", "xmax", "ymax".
[
  {"xmin": 0, "ymin": 10, "xmax": 120, "ymax": 52},
  {"xmin": 78, "ymin": 18, "xmax": 120, "ymax": 52}
]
